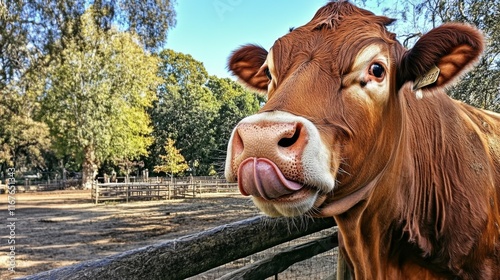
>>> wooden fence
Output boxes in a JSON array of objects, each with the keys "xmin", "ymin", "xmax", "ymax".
[
  {"xmin": 18, "ymin": 216, "xmax": 348, "ymax": 280},
  {"xmin": 91, "ymin": 177, "xmax": 239, "ymax": 203},
  {"xmin": 5, "ymin": 178, "xmax": 82, "ymax": 193}
]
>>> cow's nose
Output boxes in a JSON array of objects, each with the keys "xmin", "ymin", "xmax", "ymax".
[
  {"xmin": 232, "ymin": 121, "xmax": 305, "ymax": 163},
  {"xmin": 229, "ymin": 121, "xmax": 307, "ymax": 199}
]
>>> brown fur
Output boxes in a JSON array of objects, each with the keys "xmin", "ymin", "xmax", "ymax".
[
  {"xmin": 228, "ymin": 44, "xmax": 269, "ymax": 92},
  {"xmin": 228, "ymin": 1, "xmax": 500, "ymax": 279}
]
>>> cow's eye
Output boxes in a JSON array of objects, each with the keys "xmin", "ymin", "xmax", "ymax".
[
  {"xmin": 369, "ymin": 63, "xmax": 385, "ymax": 79},
  {"xmin": 264, "ymin": 67, "xmax": 272, "ymax": 80}
]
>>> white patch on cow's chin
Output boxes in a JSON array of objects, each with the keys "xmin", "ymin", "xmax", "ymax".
[
  {"xmin": 253, "ymin": 190, "xmax": 319, "ymax": 217},
  {"xmin": 348, "ymin": 44, "xmax": 391, "ymax": 106}
]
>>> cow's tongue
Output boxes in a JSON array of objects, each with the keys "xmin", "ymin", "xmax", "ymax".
[{"xmin": 237, "ymin": 157, "xmax": 303, "ymax": 200}]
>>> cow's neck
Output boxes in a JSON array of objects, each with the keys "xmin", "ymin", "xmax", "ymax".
[
  {"xmin": 328, "ymin": 140, "xmax": 406, "ymax": 277},
  {"xmin": 334, "ymin": 173, "xmax": 450, "ymax": 279},
  {"xmin": 333, "ymin": 90, "xmax": 500, "ymax": 279},
  {"xmin": 332, "ymin": 91, "xmax": 452, "ymax": 279}
]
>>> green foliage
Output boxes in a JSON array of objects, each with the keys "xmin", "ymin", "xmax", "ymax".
[
  {"xmin": 0, "ymin": 70, "xmax": 51, "ymax": 171},
  {"xmin": 206, "ymin": 75, "xmax": 264, "ymax": 170},
  {"xmin": 38, "ymin": 7, "xmax": 160, "ymax": 185},
  {"xmin": 0, "ymin": 96, "xmax": 50, "ymax": 169},
  {"xmin": 1, "ymin": 1, "xmax": 261, "ymax": 178},
  {"xmin": 148, "ymin": 49, "xmax": 262, "ymax": 175},
  {"xmin": 0, "ymin": 0, "xmax": 176, "ymax": 90},
  {"xmin": 153, "ymin": 138, "xmax": 189, "ymax": 177},
  {"xmin": 118, "ymin": 0, "xmax": 177, "ymax": 51},
  {"xmin": 150, "ymin": 49, "xmax": 218, "ymax": 175},
  {"xmin": 0, "ymin": 0, "xmax": 176, "ymax": 178}
]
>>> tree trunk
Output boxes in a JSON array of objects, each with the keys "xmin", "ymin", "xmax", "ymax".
[{"xmin": 82, "ymin": 146, "xmax": 97, "ymax": 189}]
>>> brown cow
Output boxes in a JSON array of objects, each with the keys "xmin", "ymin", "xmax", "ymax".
[{"xmin": 225, "ymin": 1, "xmax": 500, "ymax": 279}]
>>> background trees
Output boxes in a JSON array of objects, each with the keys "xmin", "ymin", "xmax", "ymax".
[
  {"xmin": 0, "ymin": 0, "xmax": 175, "ymax": 89},
  {"xmin": 0, "ymin": 104, "xmax": 50, "ymax": 169},
  {"xmin": 148, "ymin": 49, "xmax": 262, "ymax": 176},
  {"xmin": 0, "ymin": 0, "xmax": 177, "ymax": 181},
  {"xmin": 39, "ymin": 8, "xmax": 160, "ymax": 188},
  {"xmin": 206, "ymin": 76, "xmax": 264, "ymax": 172}
]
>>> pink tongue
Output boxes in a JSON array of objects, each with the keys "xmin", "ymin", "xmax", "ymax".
[{"xmin": 237, "ymin": 157, "xmax": 303, "ymax": 200}]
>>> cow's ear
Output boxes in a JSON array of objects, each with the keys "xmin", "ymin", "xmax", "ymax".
[
  {"xmin": 228, "ymin": 44, "xmax": 269, "ymax": 93},
  {"xmin": 398, "ymin": 23, "xmax": 484, "ymax": 91}
]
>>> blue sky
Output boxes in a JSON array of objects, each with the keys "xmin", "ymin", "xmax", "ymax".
[{"xmin": 165, "ymin": 1, "xmax": 389, "ymax": 79}]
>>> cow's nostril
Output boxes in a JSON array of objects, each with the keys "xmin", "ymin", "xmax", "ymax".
[{"xmin": 278, "ymin": 124, "xmax": 302, "ymax": 148}]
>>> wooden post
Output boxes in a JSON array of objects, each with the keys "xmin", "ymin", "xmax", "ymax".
[
  {"xmin": 95, "ymin": 182, "xmax": 99, "ymax": 204},
  {"xmin": 126, "ymin": 183, "xmax": 129, "ymax": 203},
  {"xmin": 195, "ymin": 181, "xmax": 199, "ymax": 198},
  {"xmin": 92, "ymin": 182, "xmax": 95, "ymax": 203}
]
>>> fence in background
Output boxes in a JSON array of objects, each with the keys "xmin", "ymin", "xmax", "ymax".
[
  {"xmin": 3, "ymin": 178, "xmax": 82, "ymax": 192},
  {"xmin": 91, "ymin": 176, "xmax": 238, "ymax": 203}
]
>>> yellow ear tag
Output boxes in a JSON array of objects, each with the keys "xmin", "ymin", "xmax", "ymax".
[{"xmin": 413, "ymin": 65, "xmax": 440, "ymax": 91}]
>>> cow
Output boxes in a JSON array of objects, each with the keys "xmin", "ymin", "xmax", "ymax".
[{"xmin": 224, "ymin": 1, "xmax": 500, "ymax": 279}]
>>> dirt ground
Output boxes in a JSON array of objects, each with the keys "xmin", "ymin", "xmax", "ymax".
[{"xmin": 0, "ymin": 190, "xmax": 261, "ymax": 279}]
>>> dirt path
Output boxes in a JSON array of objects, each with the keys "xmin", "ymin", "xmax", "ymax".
[{"xmin": 0, "ymin": 190, "xmax": 260, "ymax": 279}]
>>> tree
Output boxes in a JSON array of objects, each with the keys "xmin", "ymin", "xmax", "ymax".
[
  {"xmin": 148, "ymin": 50, "xmax": 263, "ymax": 176},
  {"xmin": 117, "ymin": 0, "xmax": 177, "ymax": 51},
  {"xmin": 0, "ymin": 0, "xmax": 176, "ymax": 90},
  {"xmin": 153, "ymin": 138, "xmax": 189, "ymax": 180},
  {"xmin": 39, "ymin": 7, "xmax": 160, "ymax": 188},
  {"xmin": 149, "ymin": 49, "xmax": 219, "ymax": 175},
  {"xmin": 0, "ymin": 100, "xmax": 50, "ymax": 170},
  {"xmin": 360, "ymin": 0, "xmax": 499, "ymax": 112},
  {"xmin": 206, "ymin": 76, "xmax": 264, "ymax": 174},
  {"xmin": 0, "ymin": 70, "xmax": 51, "ymax": 175}
]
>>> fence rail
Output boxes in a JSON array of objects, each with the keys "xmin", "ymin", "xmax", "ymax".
[
  {"xmin": 1, "ymin": 178, "xmax": 82, "ymax": 193},
  {"xmin": 219, "ymin": 233, "xmax": 338, "ymax": 279},
  {"xmin": 18, "ymin": 216, "xmax": 338, "ymax": 280},
  {"xmin": 91, "ymin": 177, "xmax": 239, "ymax": 203}
]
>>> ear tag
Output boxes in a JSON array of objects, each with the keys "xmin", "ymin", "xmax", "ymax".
[{"xmin": 413, "ymin": 65, "xmax": 440, "ymax": 91}]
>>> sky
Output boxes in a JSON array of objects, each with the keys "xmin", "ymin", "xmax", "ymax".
[{"xmin": 165, "ymin": 1, "xmax": 389, "ymax": 79}]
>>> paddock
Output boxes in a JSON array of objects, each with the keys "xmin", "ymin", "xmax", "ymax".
[{"xmin": 1, "ymin": 190, "xmax": 349, "ymax": 279}]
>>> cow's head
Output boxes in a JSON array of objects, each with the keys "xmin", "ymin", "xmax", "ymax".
[{"xmin": 225, "ymin": 1, "xmax": 483, "ymax": 217}]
